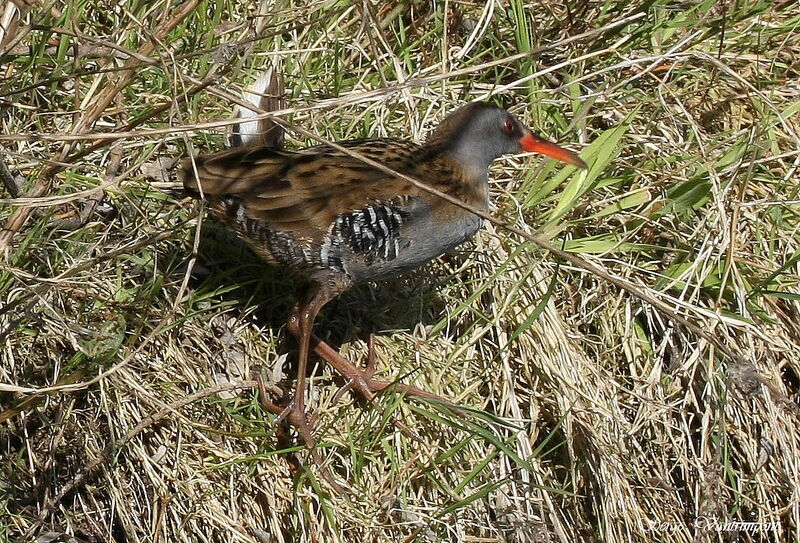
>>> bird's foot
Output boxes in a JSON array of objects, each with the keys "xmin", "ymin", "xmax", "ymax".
[
  {"xmin": 255, "ymin": 374, "xmax": 346, "ymax": 492},
  {"xmin": 311, "ymin": 332, "xmax": 452, "ymax": 406},
  {"xmin": 330, "ymin": 333, "xmax": 378, "ymax": 406},
  {"xmin": 255, "ymin": 375, "xmax": 316, "ymax": 448}
]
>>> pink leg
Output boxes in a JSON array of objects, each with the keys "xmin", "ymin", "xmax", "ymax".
[
  {"xmin": 266, "ymin": 282, "xmax": 455, "ymax": 449},
  {"xmin": 277, "ymin": 284, "xmax": 340, "ymax": 444}
]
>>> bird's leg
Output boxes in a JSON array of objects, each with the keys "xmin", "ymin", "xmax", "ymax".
[
  {"xmin": 277, "ymin": 283, "xmax": 339, "ymax": 438},
  {"xmin": 274, "ymin": 282, "xmax": 455, "ymax": 445},
  {"xmin": 324, "ymin": 334, "xmax": 426, "ymax": 443}
]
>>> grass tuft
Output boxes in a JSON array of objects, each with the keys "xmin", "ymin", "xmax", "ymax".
[{"xmin": 1, "ymin": 1, "xmax": 799, "ymax": 542}]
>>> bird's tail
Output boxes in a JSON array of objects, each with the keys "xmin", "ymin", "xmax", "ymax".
[
  {"xmin": 175, "ymin": 66, "xmax": 286, "ymax": 200},
  {"xmin": 229, "ymin": 66, "xmax": 285, "ymax": 149}
]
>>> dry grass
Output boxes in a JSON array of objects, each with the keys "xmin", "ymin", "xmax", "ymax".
[{"xmin": 1, "ymin": 1, "xmax": 799, "ymax": 542}]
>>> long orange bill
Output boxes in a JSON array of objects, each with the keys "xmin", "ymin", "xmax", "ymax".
[{"xmin": 520, "ymin": 132, "xmax": 588, "ymax": 169}]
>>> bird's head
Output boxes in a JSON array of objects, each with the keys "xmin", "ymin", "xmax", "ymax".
[{"xmin": 429, "ymin": 102, "xmax": 587, "ymax": 173}]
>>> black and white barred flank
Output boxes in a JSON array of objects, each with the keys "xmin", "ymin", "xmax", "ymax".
[
  {"xmin": 221, "ymin": 196, "xmax": 408, "ymax": 273},
  {"xmin": 222, "ymin": 196, "xmax": 314, "ymax": 268},
  {"xmin": 332, "ymin": 203, "xmax": 407, "ymax": 265}
]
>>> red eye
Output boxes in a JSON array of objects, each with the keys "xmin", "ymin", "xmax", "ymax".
[{"xmin": 503, "ymin": 118, "xmax": 514, "ymax": 134}]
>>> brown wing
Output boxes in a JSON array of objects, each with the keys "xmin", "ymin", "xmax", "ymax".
[{"xmin": 182, "ymin": 140, "xmax": 428, "ymax": 234}]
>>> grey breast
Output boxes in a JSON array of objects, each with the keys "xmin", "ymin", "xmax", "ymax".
[{"xmin": 321, "ymin": 197, "xmax": 483, "ymax": 285}]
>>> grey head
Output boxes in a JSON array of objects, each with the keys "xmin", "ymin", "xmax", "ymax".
[{"xmin": 426, "ymin": 102, "xmax": 588, "ymax": 177}]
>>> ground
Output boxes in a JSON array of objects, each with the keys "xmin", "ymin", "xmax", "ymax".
[{"xmin": 0, "ymin": 1, "xmax": 799, "ymax": 542}]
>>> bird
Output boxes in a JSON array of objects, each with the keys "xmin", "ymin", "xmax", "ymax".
[{"xmin": 181, "ymin": 100, "xmax": 587, "ymax": 446}]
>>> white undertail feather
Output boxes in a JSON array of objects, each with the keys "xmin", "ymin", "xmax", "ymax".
[
  {"xmin": 230, "ymin": 67, "xmax": 272, "ymax": 144},
  {"xmin": 229, "ymin": 66, "xmax": 285, "ymax": 148}
]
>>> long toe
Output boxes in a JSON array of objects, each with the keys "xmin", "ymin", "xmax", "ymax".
[{"xmin": 311, "ymin": 333, "xmax": 455, "ymax": 405}]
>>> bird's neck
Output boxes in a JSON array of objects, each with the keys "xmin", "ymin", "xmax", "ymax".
[
  {"xmin": 445, "ymin": 146, "xmax": 493, "ymax": 184},
  {"xmin": 422, "ymin": 151, "xmax": 490, "ymax": 210}
]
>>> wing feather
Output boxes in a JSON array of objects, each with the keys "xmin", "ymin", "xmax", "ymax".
[{"xmin": 182, "ymin": 139, "xmax": 430, "ymax": 233}]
